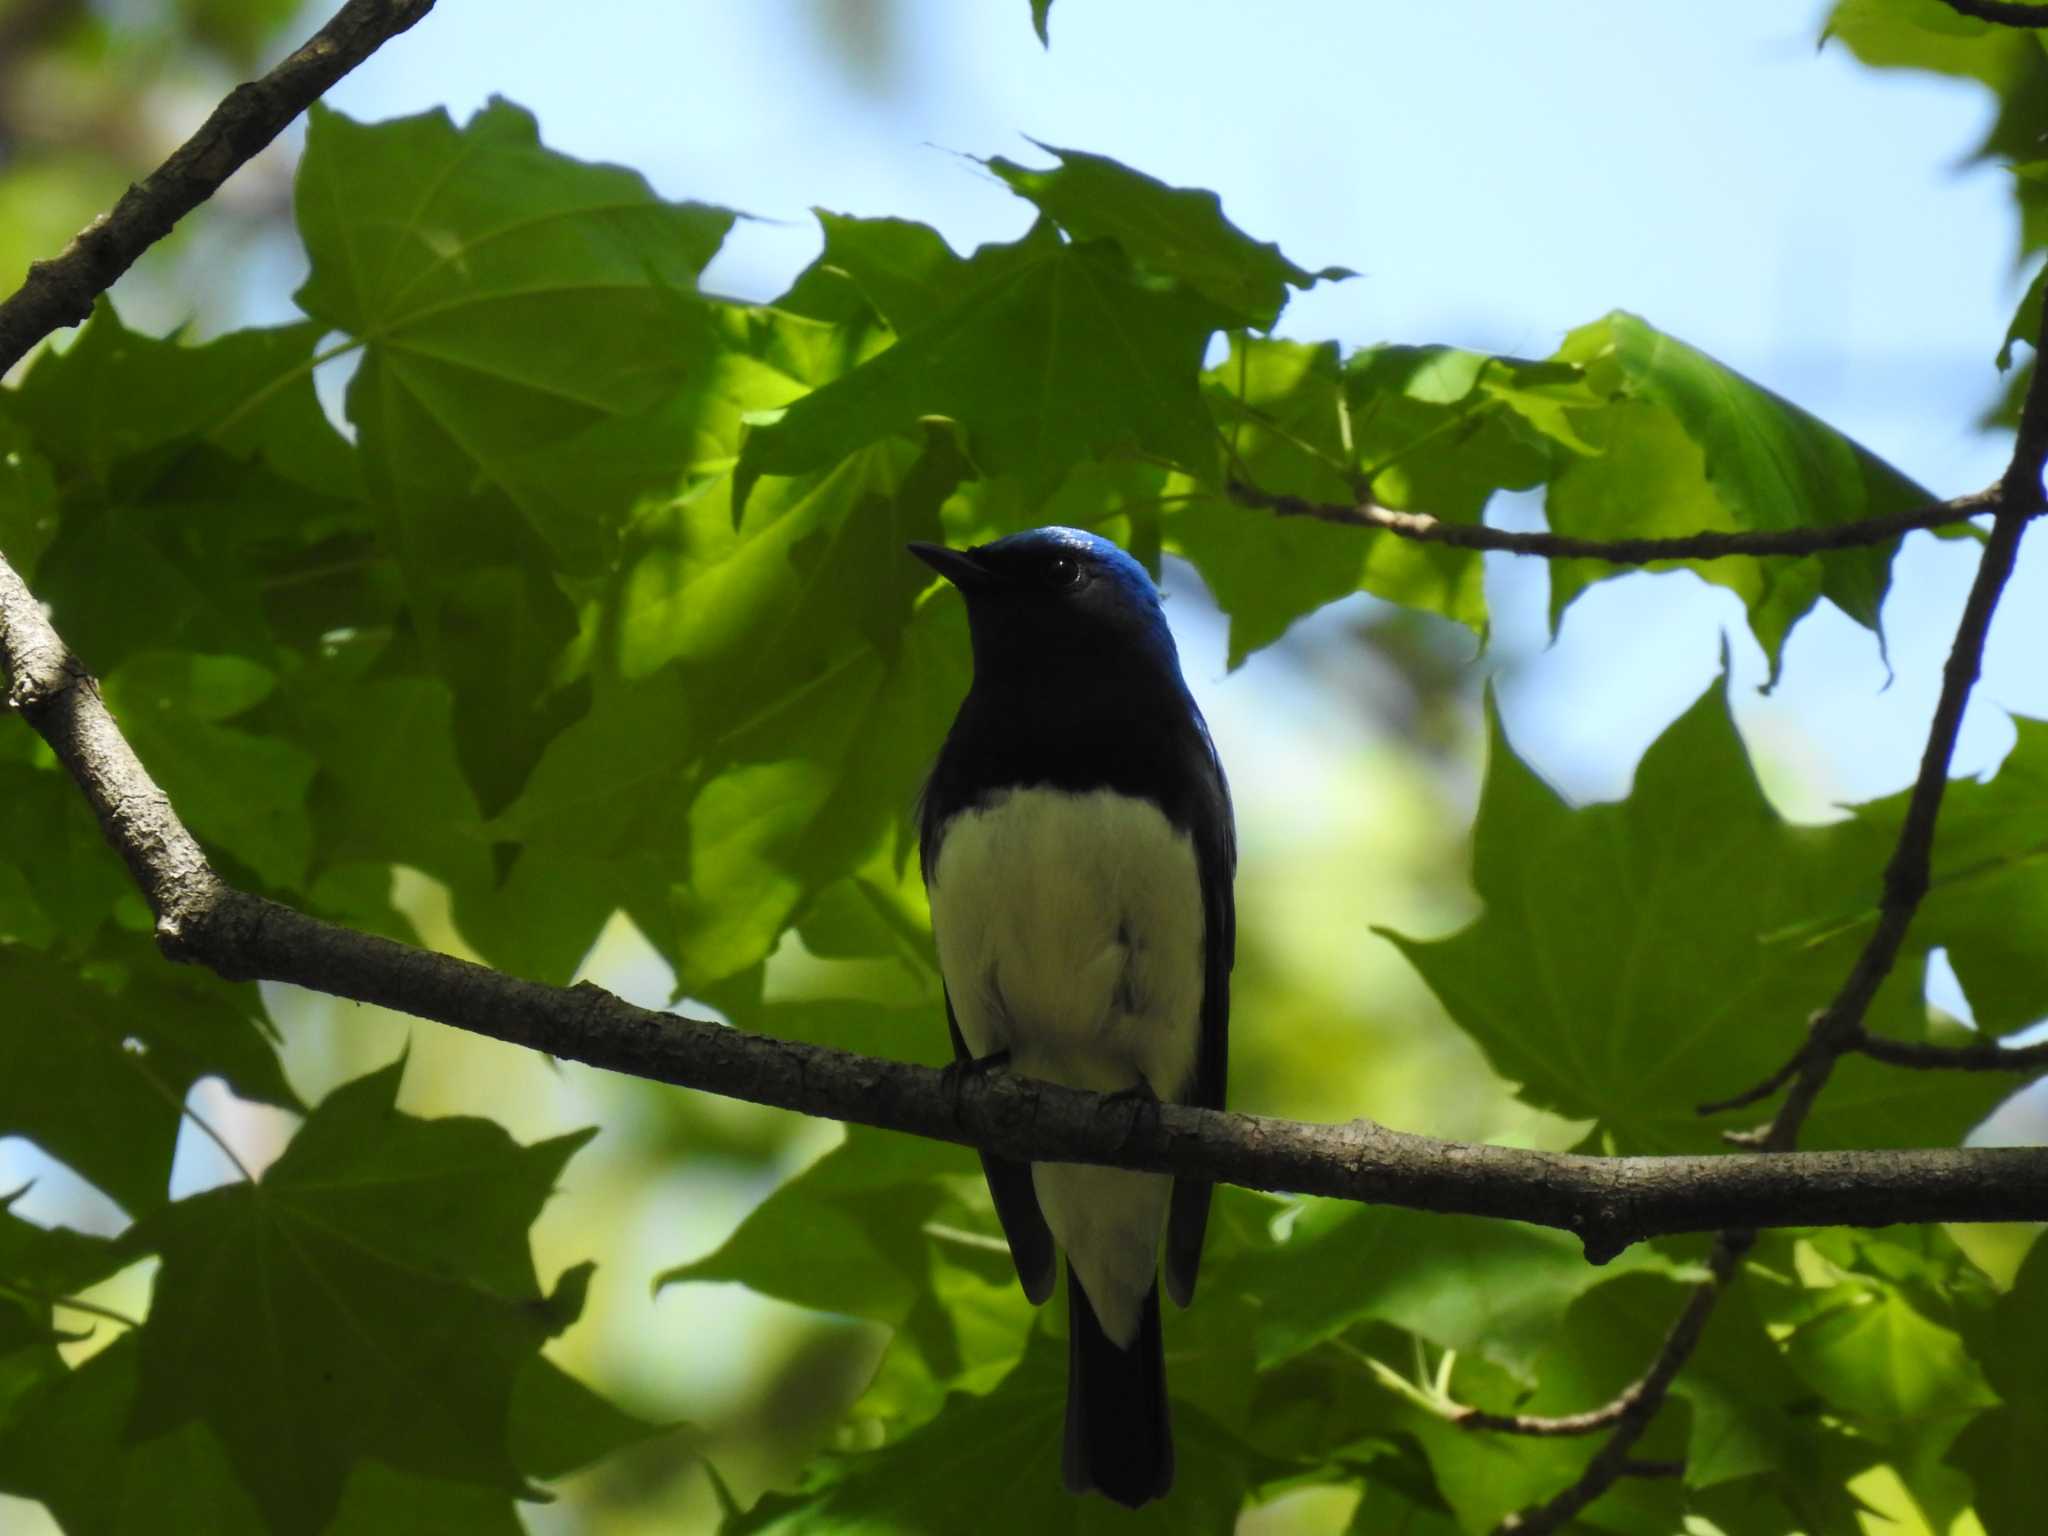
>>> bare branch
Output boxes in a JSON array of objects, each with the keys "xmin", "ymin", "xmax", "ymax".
[
  {"xmin": 1693, "ymin": 1024, "xmax": 1817, "ymax": 1116},
  {"xmin": 1616, "ymin": 1459, "xmax": 1684, "ymax": 1481},
  {"xmin": 1934, "ymin": 0, "xmax": 2048, "ymax": 27},
  {"xmin": 1852, "ymin": 1028, "xmax": 2048, "ymax": 1072},
  {"xmin": 8, "ymin": 551, "xmax": 2048, "ymax": 1252},
  {"xmin": 1489, "ymin": 246, "xmax": 2048, "ymax": 1536},
  {"xmin": 1716, "ymin": 300, "xmax": 2048, "ymax": 1144},
  {"xmin": 1492, "ymin": 1239, "xmax": 1748, "ymax": 1532},
  {"xmin": 0, "ymin": 0, "xmax": 437, "ymax": 376},
  {"xmin": 1457, "ymin": 1233, "xmax": 1746, "ymax": 1467},
  {"xmin": 1227, "ymin": 478, "xmax": 1994, "ymax": 564}
]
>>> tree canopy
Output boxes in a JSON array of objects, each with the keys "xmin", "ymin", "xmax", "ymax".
[{"xmin": 4, "ymin": 2, "xmax": 2048, "ymax": 1533}]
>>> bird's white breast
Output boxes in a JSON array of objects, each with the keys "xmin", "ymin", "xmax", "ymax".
[{"xmin": 928, "ymin": 785, "xmax": 1205, "ymax": 1344}]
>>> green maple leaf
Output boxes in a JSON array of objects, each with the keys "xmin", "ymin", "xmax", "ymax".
[
  {"xmin": 1543, "ymin": 313, "xmax": 1935, "ymax": 672},
  {"xmin": 0, "ymin": 406, "xmax": 57, "ymax": 582},
  {"xmin": 0, "ymin": 1342, "xmax": 655, "ymax": 1536},
  {"xmin": 1220, "ymin": 1200, "xmax": 1689, "ymax": 1384},
  {"xmin": 117, "ymin": 1059, "xmax": 597, "ymax": 1533},
  {"xmin": 0, "ymin": 939, "xmax": 297, "ymax": 1215},
  {"xmin": 291, "ymin": 98, "xmax": 739, "ymax": 809},
  {"xmin": 294, "ymin": 98, "xmax": 735, "ymax": 578},
  {"xmin": 500, "ymin": 434, "xmax": 968, "ymax": 989},
  {"xmin": 1387, "ymin": 679, "xmax": 2011, "ymax": 1155},
  {"xmin": 0, "ymin": 1339, "xmax": 268, "ymax": 1536},
  {"xmin": 1178, "ymin": 337, "xmax": 1543, "ymax": 661},
  {"xmin": 11, "ymin": 302, "xmax": 357, "ymax": 498},
  {"xmin": 987, "ymin": 142, "xmax": 1349, "ymax": 331},
  {"xmin": 1950, "ymin": 1236, "xmax": 2048, "ymax": 1536},
  {"xmin": 728, "ymin": 1330, "xmax": 1262, "ymax": 1536},
  {"xmin": 738, "ymin": 225, "xmax": 1229, "ymax": 513},
  {"xmin": 1847, "ymin": 714, "xmax": 2048, "ymax": 1036}
]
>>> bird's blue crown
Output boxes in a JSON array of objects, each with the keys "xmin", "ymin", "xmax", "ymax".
[{"xmin": 977, "ymin": 526, "xmax": 1159, "ymax": 601}]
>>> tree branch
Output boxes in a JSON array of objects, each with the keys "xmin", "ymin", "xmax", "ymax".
[
  {"xmin": 1491, "ymin": 1233, "xmax": 1751, "ymax": 1533},
  {"xmin": 1453, "ymin": 1237, "xmax": 1745, "ymax": 1445},
  {"xmin": 1935, "ymin": 0, "xmax": 2048, "ymax": 27},
  {"xmin": 1852, "ymin": 1027, "xmax": 2048, "ymax": 1072},
  {"xmin": 1226, "ymin": 478, "xmax": 1995, "ymax": 564},
  {"xmin": 9, "ymin": 553, "xmax": 2048, "ymax": 1260},
  {"xmin": 1486, "ymin": 249, "xmax": 2048, "ymax": 1536},
  {"xmin": 0, "ymin": 0, "xmax": 436, "ymax": 376}
]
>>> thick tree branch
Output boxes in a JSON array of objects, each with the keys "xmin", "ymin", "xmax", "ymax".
[
  {"xmin": 1227, "ymin": 477, "xmax": 1994, "ymax": 564},
  {"xmin": 0, "ymin": 0, "xmax": 436, "ymax": 376},
  {"xmin": 1935, "ymin": 0, "xmax": 2048, "ymax": 27},
  {"xmin": 9, "ymin": 554, "xmax": 2048, "ymax": 1262}
]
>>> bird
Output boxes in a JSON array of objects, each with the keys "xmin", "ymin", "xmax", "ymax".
[{"xmin": 909, "ymin": 525, "xmax": 1234, "ymax": 1508}]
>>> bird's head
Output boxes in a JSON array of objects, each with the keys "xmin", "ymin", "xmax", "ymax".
[{"xmin": 908, "ymin": 527, "xmax": 1177, "ymax": 675}]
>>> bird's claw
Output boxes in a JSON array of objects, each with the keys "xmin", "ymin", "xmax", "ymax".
[{"xmin": 942, "ymin": 1048, "xmax": 1012, "ymax": 1120}]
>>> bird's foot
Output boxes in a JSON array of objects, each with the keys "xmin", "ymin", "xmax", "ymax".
[
  {"xmin": 941, "ymin": 1048, "xmax": 1012, "ymax": 1120},
  {"xmin": 1099, "ymin": 1076, "xmax": 1162, "ymax": 1138},
  {"xmin": 1100, "ymin": 1075, "xmax": 1159, "ymax": 1108}
]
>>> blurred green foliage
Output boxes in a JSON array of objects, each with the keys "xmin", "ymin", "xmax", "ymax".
[{"xmin": 0, "ymin": 1, "xmax": 2044, "ymax": 1531}]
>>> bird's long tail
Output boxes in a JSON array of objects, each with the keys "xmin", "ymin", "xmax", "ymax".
[{"xmin": 1063, "ymin": 1264, "xmax": 1172, "ymax": 1507}]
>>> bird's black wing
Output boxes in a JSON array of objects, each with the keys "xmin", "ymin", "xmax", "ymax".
[
  {"xmin": 946, "ymin": 985, "xmax": 1057, "ymax": 1306},
  {"xmin": 1166, "ymin": 714, "xmax": 1235, "ymax": 1307}
]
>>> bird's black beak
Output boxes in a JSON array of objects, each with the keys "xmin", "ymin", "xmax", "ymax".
[{"xmin": 908, "ymin": 541, "xmax": 992, "ymax": 592}]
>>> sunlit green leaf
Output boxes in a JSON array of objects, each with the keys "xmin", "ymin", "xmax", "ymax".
[
  {"xmin": 738, "ymin": 227, "xmax": 1228, "ymax": 513},
  {"xmin": 988, "ymin": 142, "xmax": 1348, "ymax": 330},
  {"xmin": 1176, "ymin": 336, "xmax": 1498, "ymax": 663},
  {"xmin": 1223, "ymin": 1199, "xmax": 1687, "ymax": 1382},
  {"xmin": 1950, "ymin": 1235, "xmax": 2048, "ymax": 1535},
  {"xmin": 296, "ymin": 99, "xmax": 733, "ymax": 572},
  {"xmin": 1547, "ymin": 314, "xmax": 1933, "ymax": 671},
  {"xmin": 11, "ymin": 303, "xmax": 357, "ymax": 497},
  {"xmin": 1849, "ymin": 714, "xmax": 2048, "ymax": 1036}
]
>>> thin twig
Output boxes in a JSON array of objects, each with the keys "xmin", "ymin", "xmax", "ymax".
[
  {"xmin": 1935, "ymin": 0, "xmax": 2048, "ymax": 26},
  {"xmin": 1851, "ymin": 1028, "xmax": 2048, "ymax": 1072},
  {"xmin": 1228, "ymin": 478, "xmax": 1995, "ymax": 563},
  {"xmin": 1449, "ymin": 1250, "xmax": 1742, "ymax": 1441},
  {"xmin": 1725, "ymin": 299, "xmax": 2048, "ymax": 1147},
  {"xmin": 1487, "ymin": 248, "xmax": 2048, "ymax": 1536},
  {"xmin": 1452, "ymin": 1400, "xmax": 1628, "ymax": 1437},
  {"xmin": 1617, "ymin": 1459, "xmax": 1684, "ymax": 1481},
  {"xmin": 1693, "ymin": 1026, "xmax": 1817, "ymax": 1116},
  {"xmin": 0, "ymin": 0, "xmax": 437, "ymax": 375},
  {"xmin": 1491, "ymin": 1234, "xmax": 1749, "ymax": 1532}
]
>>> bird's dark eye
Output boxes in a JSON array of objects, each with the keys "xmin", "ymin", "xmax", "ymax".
[{"xmin": 1045, "ymin": 554, "xmax": 1082, "ymax": 590}]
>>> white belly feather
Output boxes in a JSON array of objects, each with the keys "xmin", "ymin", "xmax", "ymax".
[{"xmin": 929, "ymin": 786, "xmax": 1205, "ymax": 1346}]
